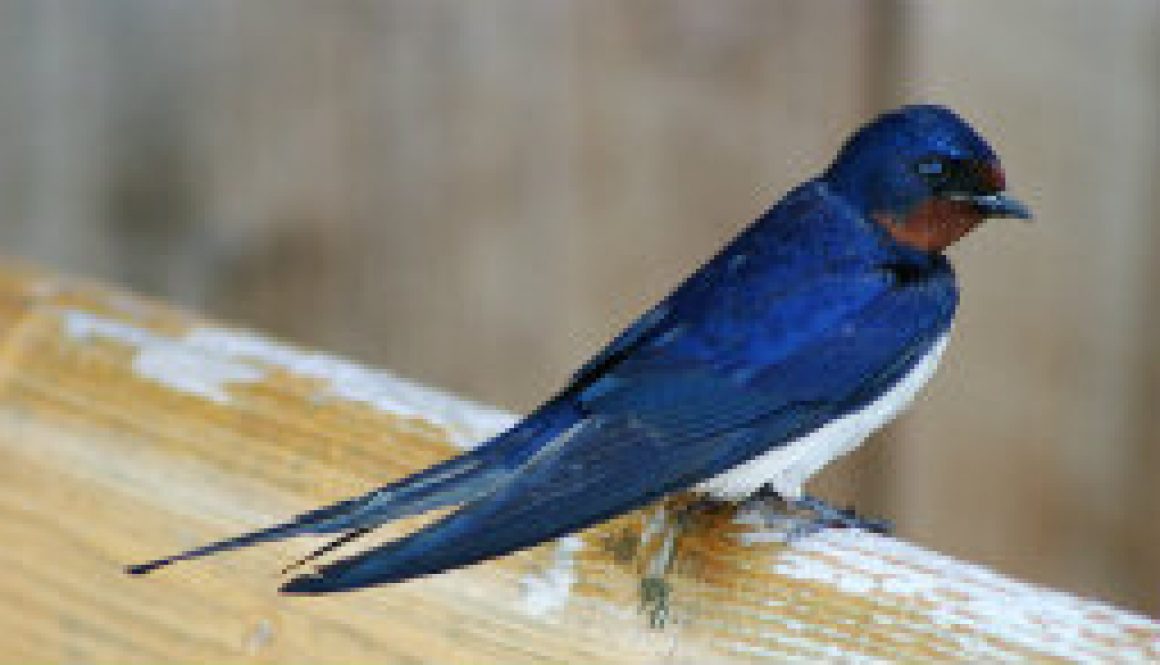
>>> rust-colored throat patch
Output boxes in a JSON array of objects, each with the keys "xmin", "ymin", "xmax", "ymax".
[{"xmin": 876, "ymin": 199, "xmax": 985, "ymax": 252}]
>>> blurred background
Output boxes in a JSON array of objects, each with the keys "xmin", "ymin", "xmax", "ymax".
[{"xmin": 0, "ymin": 0, "xmax": 1156, "ymax": 616}]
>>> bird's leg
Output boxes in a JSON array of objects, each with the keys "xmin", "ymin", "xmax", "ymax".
[
  {"xmin": 750, "ymin": 485, "xmax": 892, "ymax": 542},
  {"xmin": 636, "ymin": 497, "xmax": 701, "ymax": 629},
  {"xmin": 634, "ymin": 495, "xmax": 733, "ymax": 629}
]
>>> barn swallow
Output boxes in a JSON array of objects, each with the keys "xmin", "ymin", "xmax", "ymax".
[{"xmin": 128, "ymin": 105, "xmax": 1029, "ymax": 593}]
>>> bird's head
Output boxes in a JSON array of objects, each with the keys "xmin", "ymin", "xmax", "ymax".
[{"xmin": 823, "ymin": 104, "xmax": 1030, "ymax": 253}]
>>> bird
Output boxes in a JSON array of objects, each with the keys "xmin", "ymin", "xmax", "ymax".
[{"xmin": 127, "ymin": 104, "xmax": 1029, "ymax": 594}]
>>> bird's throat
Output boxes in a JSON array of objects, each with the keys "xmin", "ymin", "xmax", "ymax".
[{"xmin": 875, "ymin": 199, "xmax": 984, "ymax": 252}]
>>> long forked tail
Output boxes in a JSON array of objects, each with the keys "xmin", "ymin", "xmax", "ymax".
[{"xmin": 126, "ymin": 449, "xmax": 506, "ymax": 576}]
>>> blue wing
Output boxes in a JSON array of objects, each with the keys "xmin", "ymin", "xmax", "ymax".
[{"xmin": 282, "ymin": 259, "xmax": 957, "ymax": 593}]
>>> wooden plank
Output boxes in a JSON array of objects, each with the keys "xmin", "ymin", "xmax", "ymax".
[{"xmin": 0, "ymin": 261, "xmax": 1154, "ymax": 663}]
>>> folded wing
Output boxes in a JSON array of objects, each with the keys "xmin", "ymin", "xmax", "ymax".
[{"xmin": 282, "ymin": 267, "xmax": 956, "ymax": 592}]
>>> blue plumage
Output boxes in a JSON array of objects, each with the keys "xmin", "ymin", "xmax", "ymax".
[{"xmin": 128, "ymin": 104, "xmax": 1029, "ymax": 593}]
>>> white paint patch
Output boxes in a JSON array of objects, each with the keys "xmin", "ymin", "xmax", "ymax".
[
  {"xmin": 765, "ymin": 529, "xmax": 1160, "ymax": 663},
  {"xmin": 699, "ymin": 332, "xmax": 951, "ymax": 500},
  {"xmin": 62, "ymin": 310, "xmax": 517, "ymax": 448},
  {"xmin": 64, "ymin": 311, "xmax": 265, "ymax": 403},
  {"xmin": 180, "ymin": 328, "xmax": 517, "ymax": 447},
  {"xmin": 520, "ymin": 535, "xmax": 583, "ymax": 617}
]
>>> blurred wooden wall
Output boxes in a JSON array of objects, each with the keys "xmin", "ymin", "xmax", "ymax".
[{"xmin": 0, "ymin": 0, "xmax": 1156, "ymax": 616}]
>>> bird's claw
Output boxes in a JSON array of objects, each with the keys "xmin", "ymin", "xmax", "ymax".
[
  {"xmin": 750, "ymin": 489, "xmax": 892, "ymax": 543},
  {"xmin": 792, "ymin": 494, "xmax": 893, "ymax": 534}
]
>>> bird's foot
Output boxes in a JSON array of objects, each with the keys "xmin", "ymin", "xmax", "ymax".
[
  {"xmin": 748, "ymin": 487, "xmax": 892, "ymax": 543},
  {"xmin": 785, "ymin": 494, "xmax": 893, "ymax": 541},
  {"xmin": 639, "ymin": 576, "xmax": 672, "ymax": 630}
]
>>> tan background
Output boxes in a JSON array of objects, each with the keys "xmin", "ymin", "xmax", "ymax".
[{"xmin": 0, "ymin": 0, "xmax": 1156, "ymax": 616}]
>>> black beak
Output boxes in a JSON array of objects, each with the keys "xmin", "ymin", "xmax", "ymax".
[{"xmin": 970, "ymin": 192, "xmax": 1032, "ymax": 220}]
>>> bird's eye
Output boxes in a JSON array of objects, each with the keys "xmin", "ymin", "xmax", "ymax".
[
  {"xmin": 914, "ymin": 156, "xmax": 983, "ymax": 195},
  {"xmin": 912, "ymin": 156, "xmax": 1003, "ymax": 200},
  {"xmin": 916, "ymin": 158, "xmax": 945, "ymax": 177}
]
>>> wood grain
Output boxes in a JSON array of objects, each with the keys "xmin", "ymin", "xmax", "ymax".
[
  {"xmin": 2, "ymin": 0, "xmax": 1159, "ymax": 619},
  {"xmin": 0, "ymin": 261, "xmax": 1154, "ymax": 663}
]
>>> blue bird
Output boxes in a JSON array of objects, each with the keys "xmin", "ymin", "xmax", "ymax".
[{"xmin": 128, "ymin": 105, "xmax": 1029, "ymax": 593}]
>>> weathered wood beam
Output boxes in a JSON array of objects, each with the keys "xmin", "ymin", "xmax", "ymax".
[{"xmin": 0, "ymin": 260, "xmax": 1154, "ymax": 663}]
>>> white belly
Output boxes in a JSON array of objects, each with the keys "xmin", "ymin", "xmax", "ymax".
[{"xmin": 697, "ymin": 331, "xmax": 950, "ymax": 500}]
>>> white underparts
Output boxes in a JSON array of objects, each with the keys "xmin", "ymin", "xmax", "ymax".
[{"xmin": 697, "ymin": 331, "xmax": 951, "ymax": 500}]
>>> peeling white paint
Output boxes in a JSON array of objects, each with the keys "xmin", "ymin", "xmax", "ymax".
[
  {"xmin": 762, "ymin": 528, "xmax": 1160, "ymax": 663},
  {"xmin": 65, "ymin": 311, "xmax": 265, "ymax": 403},
  {"xmin": 179, "ymin": 328, "xmax": 517, "ymax": 447},
  {"xmin": 520, "ymin": 535, "xmax": 583, "ymax": 617},
  {"xmin": 62, "ymin": 310, "xmax": 517, "ymax": 447}
]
